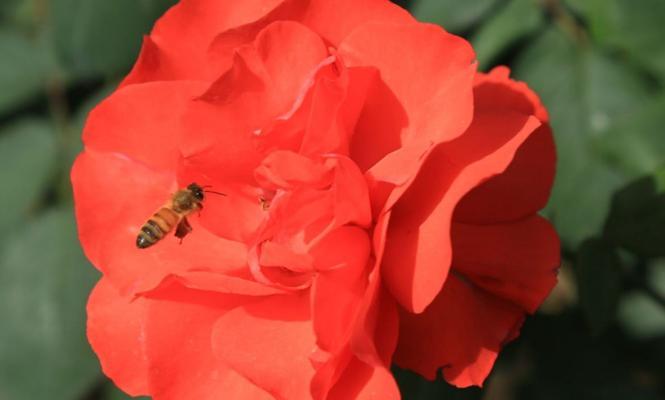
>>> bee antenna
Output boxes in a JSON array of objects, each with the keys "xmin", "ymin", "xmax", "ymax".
[{"xmin": 204, "ymin": 190, "xmax": 227, "ymax": 197}]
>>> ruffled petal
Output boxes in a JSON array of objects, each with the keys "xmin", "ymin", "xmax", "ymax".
[
  {"xmin": 302, "ymin": 0, "xmax": 413, "ymax": 45},
  {"xmin": 340, "ymin": 22, "xmax": 476, "ymax": 173},
  {"xmin": 394, "ymin": 276, "xmax": 524, "ymax": 387},
  {"xmin": 474, "ymin": 66, "xmax": 549, "ymax": 123},
  {"xmin": 71, "ymin": 151, "xmax": 247, "ymax": 294},
  {"xmin": 454, "ymin": 68, "xmax": 556, "ymax": 223},
  {"xmin": 122, "ymin": 0, "xmax": 286, "ymax": 84},
  {"xmin": 83, "ymin": 81, "xmax": 207, "ymax": 172},
  {"xmin": 313, "ymin": 274, "xmax": 399, "ymax": 399},
  {"xmin": 452, "ymin": 216, "xmax": 560, "ymax": 313},
  {"xmin": 211, "ymin": 293, "xmax": 316, "ymax": 400},
  {"xmin": 255, "ymin": 150, "xmax": 333, "ymax": 190},
  {"xmin": 124, "ymin": 0, "xmax": 412, "ymax": 85},
  {"xmin": 310, "ymin": 226, "xmax": 370, "ymax": 351},
  {"xmin": 140, "ymin": 271, "xmax": 286, "ymax": 298},
  {"xmin": 298, "ymin": 65, "xmax": 377, "ymax": 157},
  {"xmin": 178, "ymin": 21, "xmax": 329, "ymax": 183},
  {"xmin": 382, "ymin": 110, "xmax": 542, "ymax": 313},
  {"xmin": 176, "ymin": 22, "xmax": 332, "ymax": 242}
]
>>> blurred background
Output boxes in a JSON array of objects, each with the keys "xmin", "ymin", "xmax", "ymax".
[{"xmin": 0, "ymin": 0, "xmax": 663, "ymax": 399}]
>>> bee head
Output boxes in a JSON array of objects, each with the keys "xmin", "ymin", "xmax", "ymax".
[{"xmin": 187, "ymin": 183, "xmax": 205, "ymax": 201}]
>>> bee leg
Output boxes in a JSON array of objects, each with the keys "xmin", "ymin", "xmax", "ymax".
[
  {"xmin": 198, "ymin": 202, "xmax": 204, "ymax": 217},
  {"xmin": 175, "ymin": 217, "xmax": 193, "ymax": 244}
]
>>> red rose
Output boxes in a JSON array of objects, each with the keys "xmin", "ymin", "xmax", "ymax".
[{"xmin": 72, "ymin": 0, "xmax": 559, "ymax": 398}]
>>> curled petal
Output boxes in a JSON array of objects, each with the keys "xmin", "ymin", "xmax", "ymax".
[
  {"xmin": 302, "ymin": 0, "xmax": 413, "ymax": 46},
  {"xmin": 394, "ymin": 276, "xmax": 524, "ymax": 387},
  {"xmin": 122, "ymin": 0, "xmax": 286, "ymax": 84},
  {"xmin": 454, "ymin": 69, "xmax": 556, "ymax": 223},
  {"xmin": 178, "ymin": 21, "xmax": 330, "ymax": 187},
  {"xmin": 311, "ymin": 226, "xmax": 371, "ymax": 351},
  {"xmin": 255, "ymin": 150, "xmax": 333, "ymax": 190},
  {"xmin": 451, "ymin": 216, "xmax": 560, "ymax": 313},
  {"xmin": 341, "ymin": 22, "xmax": 476, "ymax": 174},
  {"xmin": 382, "ymin": 111, "xmax": 542, "ymax": 313}
]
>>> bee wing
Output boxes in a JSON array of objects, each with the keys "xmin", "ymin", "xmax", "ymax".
[{"xmin": 175, "ymin": 217, "xmax": 193, "ymax": 241}]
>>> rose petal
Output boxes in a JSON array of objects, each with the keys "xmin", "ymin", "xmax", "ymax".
[
  {"xmin": 328, "ymin": 156, "xmax": 373, "ymax": 228},
  {"xmin": 382, "ymin": 110, "xmax": 542, "ymax": 313},
  {"xmin": 72, "ymin": 151, "xmax": 247, "ymax": 294},
  {"xmin": 140, "ymin": 271, "xmax": 286, "ymax": 298},
  {"xmin": 87, "ymin": 279, "xmax": 150, "ymax": 396},
  {"xmin": 176, "ymin": 162, "xmax": 266, "ymax": 243},
  {"xmin": 207, "ymin": 0, "xmax": 308, "ymax": 76},
  {"xmin": 451, "ymin": 216, "xmax": 560, "ymax": 313},
  {"xmin": 453, "ymin": 125, "xmax": 555, "ymax": 223},
  {"xmin": 255, "ymin": 150, "xmax": 333, "ymax": 190},
  {"xmin": 120, "ymin": 36, "xmax": 181, "ymax": 86},
  {"xmin": 259, "ymin": 240, "xmax": 314, "ymax": 272},
  {"xmin": 311, "ymin": 276, "xmax": 364, "ymax": 352},
  {"xmin": 83, "ymin": 81, "xmax": 207, "ymax": 172},
  {"xmin": 205, "ymin": 0, "xmax": 412, "ymax": 77},
  {"xmin": 394, "ymin": 275, "xmax": 524, "ymax": 387},
  {"xmin": 88, "ymin": 278, "xmax": 273, "ymax": 399},
  {"xmin": 121, "ymin": 0, "xmax": 411, "ymax": 85},
  {"xmin": 144, "ymin": 288, "xmax": 272, "ymax": 400},
  {"xmin": 178, "ymin": 21, "xmax": 330, "ymax": 185},
  {"xmin": 327, "ymin": 358, "xmax": 400, "ymax": 400},
  {"xmin": 310, "ymin": 226, "xmax": 371, "ymax": 351},
  {"xmin": 122, "ymin": 0, "xmax": 286, "ymax": 84},
  {"xmin": 212, "ymin": 293, "xmax": 316, "ymax": 400},
  {"xmin": 312, "ymin": 281, "xmax": 399, "ymax": 399},
  {"xmin": 340, "ymin": 22, "xmax": 476, "ymax": 173},
  {"xmin": 348, "ymin": 210, "xmax": 391, "ymax": 365},
  {"xmin": 302, "ymin": 0, "xmax": 412, "ymax": 45},
  {"xmin": 298, "ymin": 65, "xmax": 376, "ymax": 157},
  {"xmin": 454, "ymin": 69, "xmax": 556, "ymax": 223},
  {"xmin": 474, "ymin": 66, "xmax": 549, "ymax": 123}
]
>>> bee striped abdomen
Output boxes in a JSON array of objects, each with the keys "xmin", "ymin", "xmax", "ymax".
[{"xmin": 136, "ymin": 207, "xmax": 180, "ymax": 249}]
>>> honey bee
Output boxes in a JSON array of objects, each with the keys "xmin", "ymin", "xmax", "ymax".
[{"xmin": 135, "ymin": 183, "xmax": 225, "ymax": 249}]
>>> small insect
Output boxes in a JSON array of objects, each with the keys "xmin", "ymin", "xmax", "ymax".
[{"xmin": 135, "ymin": 183, "xmax": 225, "ymax": 249}]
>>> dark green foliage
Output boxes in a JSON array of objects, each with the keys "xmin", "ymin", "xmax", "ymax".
[
  {"xmin": 604, "ymin": 172, "xmax": 665, "ymax": 257},
  {"xmin": 575, "ymin": 238, "xmax": 623, "ymax": 334}
]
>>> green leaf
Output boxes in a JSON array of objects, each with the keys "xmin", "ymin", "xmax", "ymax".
[
  {"xmin": 514, "ymin": 26, "xmax": 652, "ymax": 248},
  {"xmin": 574, "ymin": 238, "xmax": 623, "ymax": 334},
  {"xmin": 618, "ymin": 292, "xmax": 665, "ymax": 340},
  {"xmin": 471, "ymin": 0, "xmax": 544, "ymax": 70},
  {"xmin": 51, "ymin": 0, "xmax": 177, "ymax": 78},
  {"xmin": 567, "ymin": 0, "xmax": 665, "ymax": 81},
  {"xmin": 409, "ymin": 0, "xmax": 501, "ymax": 33},
  {"xmin": 0, "ymin": 119, "xmax": 57, "ymax": 234},
  {"xmin": 604, "ymin": 172, "xmax": 665, "ymax": 257},
  {"xmin": 0, "ymin": 208, "xmax": 100, "ymax": 400},
  {"xmin": 595, "ymin": 95, "xmax": 665, "ymax": 176},
  {"xmin": 0, "ymin": 29, "xmax": 51, "ymax": 115}
]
